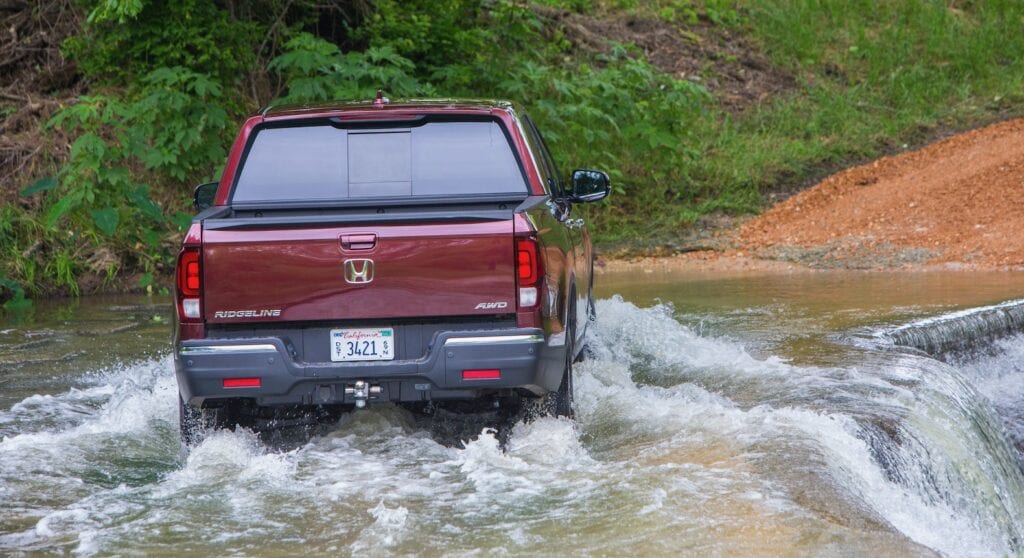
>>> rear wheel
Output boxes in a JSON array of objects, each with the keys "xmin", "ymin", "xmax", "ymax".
[
  {"xmin": 179, "ymin": 396, "xmax": 243, "ymax": 446},
  {"xmin": 549, "ymin": 301, "xmax": 576, "ymax": 419}
]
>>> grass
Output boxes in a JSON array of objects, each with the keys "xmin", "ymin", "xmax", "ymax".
[{"xmin": 587, "ymin": 0, "xmax": 1024, "ymax": 243}]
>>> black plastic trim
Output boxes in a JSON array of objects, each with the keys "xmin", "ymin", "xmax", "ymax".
[
  {"xmin": 174, "ymin": 327, "xmax": 561, "ymax": 405},
  {"xmin": 202, "ymin": 208, "xmax": 515, "ymax": 231},
  {"xmin": 229, "ymin": 192, "xmax": 528, "ymax": 212}
]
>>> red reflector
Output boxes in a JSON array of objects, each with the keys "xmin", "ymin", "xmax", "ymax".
[
  {"xmin": 462, "ymin": 369, "xmax": 501, "ymax": 380},
  {"xmin": 223, "ymin": 377, "xmax": 261, "ymax": 388},
  {"xmin": 517, "ymin": 239, "xmax": 537, "ymax": 284}
]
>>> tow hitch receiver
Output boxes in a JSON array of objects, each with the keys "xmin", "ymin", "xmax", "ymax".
[{"xmin": 345, "ymin": 381, "xmax": 383, "ymax": 408}]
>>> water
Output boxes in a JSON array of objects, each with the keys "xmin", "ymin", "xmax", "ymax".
[{"xmin": 2, "ymin": 272, "xmax": 1024, "ymax": 556}]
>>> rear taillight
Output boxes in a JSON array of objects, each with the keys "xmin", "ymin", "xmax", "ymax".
[
  {"xmin": 517, "ymin": 239, "xmax": 537, "ymax": 284},
  {"xmin": 177, "ymin": 247, "xmax": 202, "ymax": 321},
  {"xmin": 516, "ymin": 238, "xmax": 541, "ymax": 309},
  {"xmin": 178, "ymin": 250, "xmax": 200, "ymax": 296}
]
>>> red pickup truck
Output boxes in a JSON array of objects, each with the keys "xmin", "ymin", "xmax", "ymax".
[{"xmin": 173, "ymin": 98, "xmax": 609, "ymax": 443}]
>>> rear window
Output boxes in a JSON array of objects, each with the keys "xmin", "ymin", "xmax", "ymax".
[{"xmin": 232, "ymin": 120, "xmax": 527, "ymax": 203}]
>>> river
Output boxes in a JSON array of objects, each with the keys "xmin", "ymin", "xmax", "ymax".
[{"xmin": 1, "ymin": 270, "xmax": 1023, "ymax": 556}]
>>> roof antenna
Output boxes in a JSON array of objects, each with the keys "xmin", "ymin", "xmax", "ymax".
[{"xmin": 374, "ymin": 89, "xmax": 389, "ymax": 108}]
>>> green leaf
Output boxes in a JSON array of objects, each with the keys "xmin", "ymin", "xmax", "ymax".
[
  {"xmin": 3, "ymin": 294, "xmax": 32, "ymax": 311},
  {"xmin": 45, "ymin": 195, "xmax": 79, "ymax": 228},
  {"xmin": 129, "ymin": 186, "xmax": 166, "ymax": 222},
  {"xmin": 142, "ymin": 228, "xmax": 162, "ymax": 247},
  {"xmin": 138, "ymin": 272, "xmax": 154, "ymax": 288},
  {"xmin": 20, "ymin": 176, "xmax": 57, "ymax": 196},
  {"xmin": 87, "ymin": 0, "xmax": 146, "ymax": 23},
  {"xmin": 172, "ymin": 212, "xmax": 193, "ymax": 231},
  {"xmin": 0, "ymin": 277, "xmax": 32, "ymax": 310},
  {"xmin": 91, "ymin": 207, "xmax": 120, "ymax": 235}
]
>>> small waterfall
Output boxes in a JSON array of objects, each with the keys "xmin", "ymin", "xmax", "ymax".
[
  {"xmin": 850, "ymin": 297, "xmax": 1024, "ymax": 551},
  {"xmin": 591, "ymin": 297, "xmax": 1024, "ymax": 555},
  {"xmin": 875, "ymin": 299, "xmax": 1024, "ymax": 358}
]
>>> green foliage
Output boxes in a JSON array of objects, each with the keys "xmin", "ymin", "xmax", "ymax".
[
  {"xmin": 127, "ymin": 67, "xmax": 229, "ymax": 179},
  {"xmin": 535, "ymin": 0, "xmax": 596, "ymax": 13},
  {"xmin": 86, "ymin": 0, "xmax": 147, "ymax": 23},
  {"xmin": 0, "ymin": 275, "xmax": 32, "ymax": 310},
  {"xmin": 64, "ymin": 0, "xmax": 259, "ymax": 85},
  {"xmin": 1, "ymin": 66, "xmax": 233, "ymax": 298},
  {"xmin": 683, "ymin": 0, "xmax": 1024, "ymax": 220},
  {"xmin": 6, "ymin": 0, "xmax": 1024, "ymax": 301},
  {"xmin": 49, "ymin": 251, "xmax": 80, "ymax": 296},
  {"xmin": 269, "ymin": 33, "xmax": 430, "ymax": 103},
  {"xmin": 498, "ymin": 46, "xmax": 711, "ymax": 196},
  {"xmin": 90, "ymin": 207, "xmax": 119, "ymax": 235},
  {"xmin": 592, "ymin": 0, "xmax": 739, "ymax": 24},
  {"xmin": 19, "ymin": 176, "xmax": 57, "ymax": 196},
  {"xmin": 355, "ymin": 0, "xmax": 492, "ymax": 70},
  {"xmin": 47, "ymin": 66, "xmax": 228, "ymax": 226}
]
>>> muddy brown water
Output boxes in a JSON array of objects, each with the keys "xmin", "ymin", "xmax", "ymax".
[{"xmin": 2, "ymin": 270, "xmax": 1024, "ymax": 556}]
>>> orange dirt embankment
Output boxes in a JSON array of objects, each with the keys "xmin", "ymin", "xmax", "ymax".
[{"xmin": 738, "ymin": 118, "xmax": 1024, "ymax": 269}]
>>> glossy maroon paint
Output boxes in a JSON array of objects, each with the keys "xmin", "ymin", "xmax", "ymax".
[
  {"xmin": 202, "ymin": 220, "xmax": 517, "ymax": 323},
  {"xmin": 181, "ymin": 100, "xmax": 592, "ymax": 354}
]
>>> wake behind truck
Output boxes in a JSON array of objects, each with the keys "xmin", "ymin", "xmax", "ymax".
[{"xmin": 173, "ymin": 97, "xmax": 609, "ymax": 443}]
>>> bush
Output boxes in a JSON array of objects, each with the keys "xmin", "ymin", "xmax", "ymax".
[
  {"xmin": 269, "ymin": 33, "xmax": 431, "ymax": 103},
  {"xmin": 7, "ymin": 66, "xmax": 232, "ymax": 294},
  {"xmin": 64, "ymin": 0, "xmax": 261, "ymax": 86},
  {"xmin": 495, "ymin": 46, "xmax": 712, "ymax": 235}
]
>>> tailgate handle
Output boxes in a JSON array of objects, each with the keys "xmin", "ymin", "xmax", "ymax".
[{"xmin": 341, "ymin": 234, "xmax": 377, "ymax": 250}]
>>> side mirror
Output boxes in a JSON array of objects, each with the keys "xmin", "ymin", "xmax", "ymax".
[
  {"xmin": 193, "ymin": 182, "xmax": 218, "ymax": 211},
  {"xmin": 570, "ymin": 169, "xmax": 611, "ymax": 203}
]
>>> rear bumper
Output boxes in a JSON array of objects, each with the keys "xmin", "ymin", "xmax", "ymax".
[{"xmin": 174, "ymin": 328, "xmax": 565, "ymax": 406}]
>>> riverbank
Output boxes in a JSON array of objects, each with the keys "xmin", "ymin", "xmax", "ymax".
[
  {"xmin": 600, "ymin": 116, "xmax": 1024, "ymax": 275},
  {"xmin": 10, "ymin": 109, "xmax": 1024, "ymax": 307},
  {"xmin": 5, "ymin": 1, "xmax": 1024, "ymax": 304}
]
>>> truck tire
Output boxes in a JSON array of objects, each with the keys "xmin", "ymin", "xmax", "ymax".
[
  {"xmin": 549, "ymin": 299, "xmax": 576, "ymax": 419},
  {"xmin": 179, "ymin": 396, "xmax": 238, "ymax": 446}
]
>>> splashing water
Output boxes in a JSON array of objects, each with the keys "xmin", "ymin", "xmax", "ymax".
[{"xmin": 1, "ymin": 292, "xmax": 1023, "ymax": 556}]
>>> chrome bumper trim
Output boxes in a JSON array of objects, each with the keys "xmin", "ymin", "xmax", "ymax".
[
  {"xmin": 179, "ymin": 344, "xmax": 279, "ymax": 355},
  {"xmin": 444, "ymin": 334, "xmax": 544, "ymax": 347}
]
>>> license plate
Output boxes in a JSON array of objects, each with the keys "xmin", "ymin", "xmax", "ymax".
[{"xmin": 330, "ymin": 328, "xmax": 395, "ymax": 362}]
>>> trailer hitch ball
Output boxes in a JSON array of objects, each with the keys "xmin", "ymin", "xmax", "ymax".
[{"xmin": 345, "ymin": 381, "xmax": 383, "ymax": 409}]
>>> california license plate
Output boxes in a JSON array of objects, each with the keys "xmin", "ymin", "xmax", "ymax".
[{"xmin": 330, "ymin": 328, "xmax": 395, "ymax": 362}]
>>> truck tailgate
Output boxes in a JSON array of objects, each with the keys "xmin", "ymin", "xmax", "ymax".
[{"xmin": 201, "ymin": 220, "xmax": 516, "ymax": 324}]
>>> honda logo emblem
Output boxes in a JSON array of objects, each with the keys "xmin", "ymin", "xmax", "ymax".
[{"xmin": 344, "ymin": 259, "xmax": 374, "ymax": 284}]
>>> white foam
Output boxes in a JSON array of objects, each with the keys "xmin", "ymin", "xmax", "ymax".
[
  {"xmin": 1, "ymin": 298, "xmax": 1022, "ymax": 556},
  {"xmin": 581, "ymin": 296, "xmax": 1022, "ymax": 555},
  {"xmin": 348, "ymin": 500, "xmax": 410, "ymax": 552}
]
